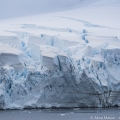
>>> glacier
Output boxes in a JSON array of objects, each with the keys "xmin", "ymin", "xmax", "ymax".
[{"xmin": 0, "ymin": 0, "xmax": 120, "ymax": 109}]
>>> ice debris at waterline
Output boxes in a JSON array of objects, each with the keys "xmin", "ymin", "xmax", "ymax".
[{"xmin": 0, "ymin": 0, "xmax": 120, "ymax": 109}]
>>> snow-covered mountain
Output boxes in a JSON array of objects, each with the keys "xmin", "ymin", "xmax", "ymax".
[
  {"xmin": 0, "ymin": 0, "xmax": 84, "ymax": 19},
  {"xmin": 0, "ymin": 0, "xmax": 120, "ymax": 109}
]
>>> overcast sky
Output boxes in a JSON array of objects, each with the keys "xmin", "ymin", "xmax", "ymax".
[{"xmin": 0, "ymin": 0, "xmax": 81, "ymax": 19}]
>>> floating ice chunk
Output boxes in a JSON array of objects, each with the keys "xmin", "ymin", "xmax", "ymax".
[{"xmin": 60, "ymin": 114, "xmax": 66, "ymax": 116}]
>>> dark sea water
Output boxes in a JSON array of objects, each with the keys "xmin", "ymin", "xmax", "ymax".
[{"xmin": 0, "ymin": 108, "xmax": 120, "ymax": 120}]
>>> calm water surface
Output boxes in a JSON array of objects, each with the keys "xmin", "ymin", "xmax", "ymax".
[{"xmin": 0, "ymin": 108, "xmax": 120, "ymax": 120}]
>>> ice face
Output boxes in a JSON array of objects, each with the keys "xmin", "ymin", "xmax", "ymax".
[{"xmin": 0, "ymin": 41, "xmax": 120, "ymax": 109}]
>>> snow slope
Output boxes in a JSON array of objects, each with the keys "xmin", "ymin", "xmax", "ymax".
[
  {"xmin": 0, "ymin": 0, "xmax": 83, "ymax": 19},
  {"xmin": 0, "ymin": 0, "xmax": 120, "ymax": 109}
]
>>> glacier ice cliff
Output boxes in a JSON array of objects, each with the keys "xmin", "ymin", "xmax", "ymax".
[{"xmin": 0, "ymin": 36, "xmax": 120, "ymax": 109}]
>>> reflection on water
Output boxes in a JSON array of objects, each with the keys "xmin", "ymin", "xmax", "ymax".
[{"xmin": 0, "ymin": 108, "xmax": 120, "ymax": 120}]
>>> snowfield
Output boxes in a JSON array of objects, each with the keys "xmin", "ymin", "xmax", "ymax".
[{"xmin": 0, "ymin": 0, "xmax": 120, "ymax": 109}]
